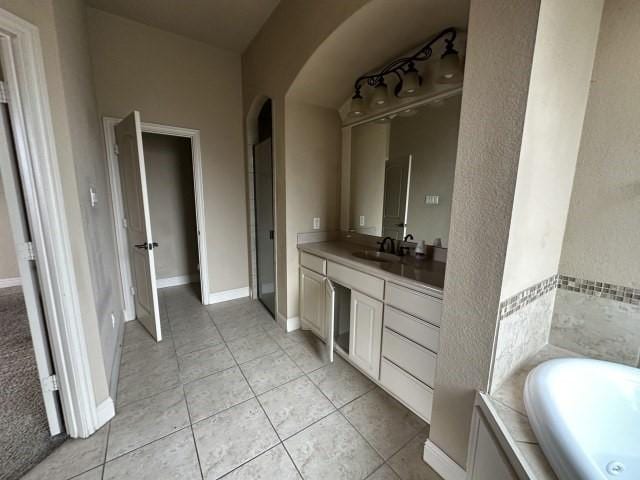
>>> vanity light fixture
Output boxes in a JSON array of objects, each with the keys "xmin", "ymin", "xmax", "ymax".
[{"xmin": 348, "ymin": 27, "xmax": 461, "ymax": 117}]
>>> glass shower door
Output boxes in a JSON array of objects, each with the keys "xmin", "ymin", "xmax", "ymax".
[{"xmin": 253, "ymin": 138, "xmax": 275, "ymax": 316}]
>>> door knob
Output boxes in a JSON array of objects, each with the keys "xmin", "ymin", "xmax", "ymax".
[{"xmin": 135, "ymin": 242, "xmax": 159, "ymax": 250}]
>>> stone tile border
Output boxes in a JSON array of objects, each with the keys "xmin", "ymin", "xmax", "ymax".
[{"xmin": 499, "ymin": 274, "xmax": 639, "ymax": 319}]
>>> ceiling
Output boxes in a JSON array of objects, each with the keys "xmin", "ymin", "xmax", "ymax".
[
  {"xmin": 287, "ymin": 0, "xmax": 469, "ymax": 109},
  {"xmin": 85, "ymin": 0, "xmax": 281, "ymax": 53}
]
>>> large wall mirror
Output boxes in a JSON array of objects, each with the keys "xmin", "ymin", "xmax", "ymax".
[{"xmin": 345, "ymin": 93, "xmax": 462, "ymax": 247}]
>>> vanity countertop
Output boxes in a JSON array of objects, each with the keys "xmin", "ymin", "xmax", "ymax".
[{"xmin": 297, "ymin": 240, "xmax": 446, "ymax": 297}]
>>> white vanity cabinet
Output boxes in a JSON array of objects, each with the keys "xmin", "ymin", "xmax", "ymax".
[
  {"xmin": 299, "ymin": 267, "xmax": 326, "ymax": 339},
  {"xmin": 349, "ymin": 290, "xmax": 383, "ymax": 378},
  {"xmin": 298, "ymin": 249, "xmax": 443, "ymax": 423}
]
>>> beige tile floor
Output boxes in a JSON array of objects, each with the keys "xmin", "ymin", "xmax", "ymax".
[{"xmin": 23, "ymin": 285, "xmax": 443, "ymax": 480}]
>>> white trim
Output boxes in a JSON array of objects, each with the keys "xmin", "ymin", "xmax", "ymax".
[
  {"xmin": 157, "ymin": 274, "xmax": 199, "ymax": 289},
  {"xmin": 423, "ymin": 439, "xmax": 467, "ymax": 480},
  {"xmin": 0, "ymin": 8, "xmax": 100, "ymax": 437},
  {"xmin": 208, "ymin": 286, "xmax": 250, "ymax": 304},
  {"xmin": 104, "ymin": 117, "xmax": 210, "ymax": 320},
  {"xmin": 109, "ymin": 312, "xmax": 125, "ymax": 395},
  {"xmin": 277, "ymin": 311, "xmax": 301, "ymax": 332},
  {"xmin": 95, "ymin": 397, "xmax": 115, "ymax": 429},
  {"xmin": 0, "ymin": 276, "xmax": 21, "ymax": 288}
]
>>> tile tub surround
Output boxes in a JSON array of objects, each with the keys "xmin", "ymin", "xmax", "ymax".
[
  {"xmin": 550, "ymin": 288, "xmax": 640, "ymax": 366},
  {"xmin": 492, "ymin": 290, "xmax": 556, "ymax": 390},
  {"xmin": 493, "ymin": 273, "xmax": 640, "ymax": 390},
  {"xmin": 26, "ymin": 285, "xmax": 443, "ymax": 480}
]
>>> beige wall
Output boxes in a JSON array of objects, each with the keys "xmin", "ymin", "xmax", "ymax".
[
  {"xmin": 284, "ymin": 99, "xmax": 342, "ymax": 316},
  {"xmin": 86, "ymin": 8, "xmax": 248, "ymax": 295},
  {"xmin": 243, "ymin": 0, "xmax": 370, "ymax": 320},
  {"xmin": 143, "ymin": 133, "xmax": 198, "ymax": 280},
  {"xmin": 349, "ymin": 122, "xmax": 388, "ymax": 235},
  {"xmin": 431, "ymin": 0, "xmax": 603, "ymax": 467},
  {"xmin": 389, "ymin": 96, "xmax": 461, "ymax": 247},
  {"xmin": 0, "ymin": 0, "xmax": 110, "ymax": 403},
  {"xmin": 501, "ymin": 0, "xmax": 604, "ymax": 300},
  {"xmin": 560, "ymin": 0, "xmax": 640, "ymax": 289},
  {"xmin": 429, "ymin": 0, "xmax": 542, "ymax": 468},
  {"xmin": 0, "ymin": 178, "xmax": 19, "ymax": 280}
]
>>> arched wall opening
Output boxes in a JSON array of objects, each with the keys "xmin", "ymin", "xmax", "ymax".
[
  {"xmin": 281, "ymin": 0, "xmax": 469, "ymax": 320},
  {"xmin": 244, "ymin": 95, "xmax": 278, "ymax": 319}
]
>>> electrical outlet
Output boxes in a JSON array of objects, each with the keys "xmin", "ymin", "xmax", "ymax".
[
  {"xmin": 313, "ymin": 217, "xmax": 320, "ymax": 230},
  {"xmin": 359, "ymin": 215, "xmax": 365, "ymax": 226}
]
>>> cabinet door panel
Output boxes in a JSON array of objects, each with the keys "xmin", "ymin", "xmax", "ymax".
[
  {"xmin": 300, "ymin": 267, "xmax": 325, "ymax": 339},
  {"xmin": 349, "ymin": 290, "xmax": 383, "ymax": 379}
]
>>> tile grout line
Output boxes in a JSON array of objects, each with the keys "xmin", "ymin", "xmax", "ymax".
[
  {"xmin": 118, "ymin": 292, "xmax": 418, "ymax": 480},
  {"xmin": 219, "ymin": 316, "xmax": 308, "ymax": 479}
]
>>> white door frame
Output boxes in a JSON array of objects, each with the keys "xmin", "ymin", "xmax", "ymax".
[
  {"xmin": 0, "ymin": 8, "xmax": 103, "ymax": 437},
  {"xmin": 103, "ymin": 117, "xmax": 209, "ymax": 319}
]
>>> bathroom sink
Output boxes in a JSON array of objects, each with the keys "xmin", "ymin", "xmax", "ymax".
[{"xmin": 352, "ymin": 250, "xmax": 399, "ymax": 263}]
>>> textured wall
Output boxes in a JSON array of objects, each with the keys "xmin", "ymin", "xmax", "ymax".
[
  {"xmin": 500, "ymin": 0, "xmax": 604, "ymax": 300},
  {"xmin": 242, "ymin": 0, "xmax": 370, "ymax": 320},
  {"xmin": 428, "ymin": 0, "xmax": 541, "ymax": 468},
  {"xmin": 143, "ymin": 133, "xmax": 198, "ymax": 280},
  {"xmin": 560, "ymin": 0, "xmax": 640, "ymax": 289},
  {"xmin": 87, "ymin": 8, "xmax": 248, "ymax": 295}
]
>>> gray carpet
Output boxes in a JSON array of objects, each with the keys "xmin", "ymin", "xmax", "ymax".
[{"xmin": 0, "ymin": 286, "xmax": 66, "ymax": 480}]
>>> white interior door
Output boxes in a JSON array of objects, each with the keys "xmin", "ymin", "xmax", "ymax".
[
  {"xmin": 325, "ymin": 279, "xmax": 335, "ymax": 362},
  {"xmin": 0, "ymin": 103, "xmax": 63, "ymax": 434},
  {"xmin": 382, "ymin": 155, "xmax": 411, "ymax": 240},
  {"xmin": 115, "ymin": 111, "xmax": 161, "ymax": 341}
]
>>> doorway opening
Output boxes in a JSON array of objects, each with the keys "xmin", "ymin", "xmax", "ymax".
[
  {"xmin": 252, "ymin": 100, "xmax": 276, "ymax": 317},
  {"xmin": 104, "ymin": 115, "xmax": 208, "ymax": 341},
  {"xmin": 0, "ymin": 83, "xmax": 66, "ymax": 478}
]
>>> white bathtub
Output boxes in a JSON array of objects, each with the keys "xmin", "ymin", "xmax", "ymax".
[{"xmin": 524, "ymin": 358, "xmax": 640, "ymax": 480}]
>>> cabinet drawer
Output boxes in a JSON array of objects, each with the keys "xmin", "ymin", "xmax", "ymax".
[
  {"xmin": 382, "ymin": 328, "xmax": 437, "ymax": 387},
  {"xmin": 385, "ymin": 282, "xmax": 442, "ymax": 326},
  {"xmin": 384, "ymin": 306, "xmax": 439, "ymax": 353},
  {"xmin": 380, "ymin": 358, "xmax": 433, "ymax": 422},
  {"xmin": 300, "ymin": 252, "xmax": 326, "ymax": 275},
  {"xmin": 327, "ymin": 261, "xmax": 384, "ymax": 300}
]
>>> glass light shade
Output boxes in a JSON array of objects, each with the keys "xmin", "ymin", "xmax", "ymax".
[
  {"xmin": 398, "ymin": 70, "xmax": 421, "ymax": 97},
  {"xmin": 370, "ymin": 82, "xmax": 389, "ymax": 107},
  {"xmin": 349, "ymin": 95, "xmax": 366, "ymax": 117},
  {"xmin": 438, "ymin": 52, "xmax": 461, "ymax": 83}
]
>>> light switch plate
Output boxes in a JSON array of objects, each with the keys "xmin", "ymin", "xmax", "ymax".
[
  {"xmin": 313, "ymin": 217, "xmax": 320, "ymax": 230},
  {"xmin": 425, "ymin": 194, "xmax": 440, "ymax": 205},
  {"xmin": 359, "ymin": 215, "xmax": 365, "ymax": 226},
  {"xmin": 89, "ymin": 186, "xmax": 98, "ymax": 207}
]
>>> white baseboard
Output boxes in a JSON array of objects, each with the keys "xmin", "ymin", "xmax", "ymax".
[
  {"xmin": 423, "ymin": 439, "xmax": 466, "ymax": 480},
  {"xmin": 96, "ymin": 397, "xmax": 115, "ymax": 429},
  {"xmin": 0, "ymin": 277, "xmax": 21, "ymax": 288},
  {"xmin": 286, "ymin": 316, "xmax": 300, "ymax": 332},
  {"xmin": 157, "ymin": 274, "xmax": 199, "ymax": 289},
  {"xmin": 208, "ymin": 286, "xmax": 250, "ymax": 304},
  {"xmin": 277, "ymin": 312, "xmax": 301, "ymax": 332}
]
